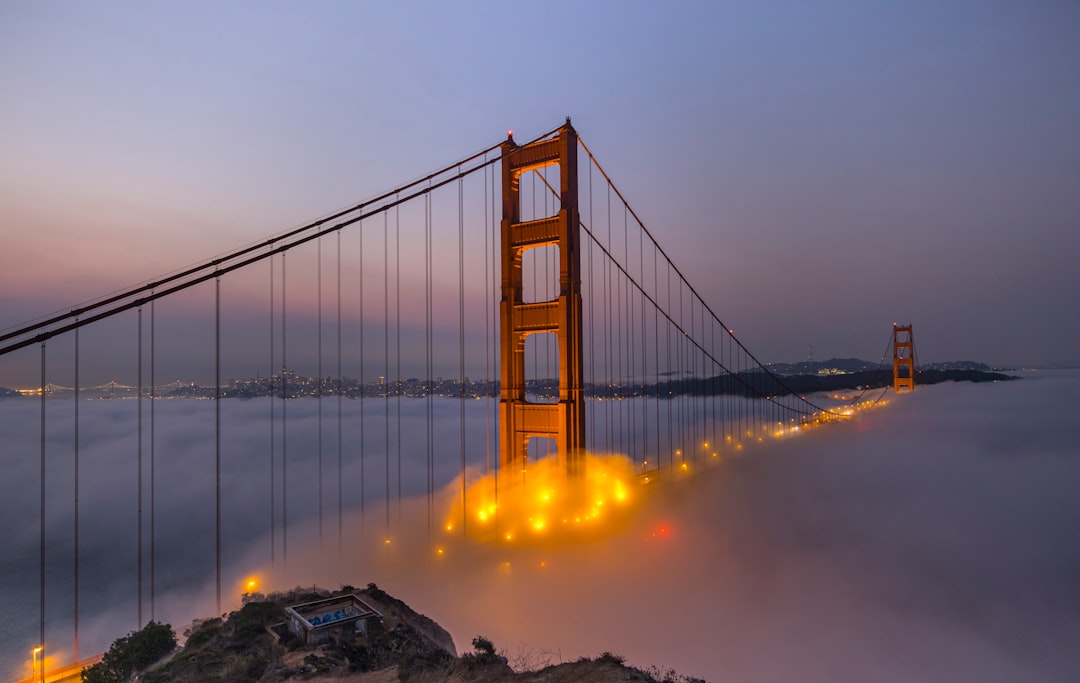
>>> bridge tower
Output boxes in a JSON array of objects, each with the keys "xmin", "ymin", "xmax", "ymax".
[
  {"xmin": 499, "ymin": 121, "xmax": 585, "ymax": 476},
  {"xmin": 892, "ymin": 323, "xmax": 915, "ymax": 392}
]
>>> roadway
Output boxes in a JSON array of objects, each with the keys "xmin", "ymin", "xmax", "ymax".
[{"xmin": 12, "ymin": 655, "xmax": 101, "ymax": 683}]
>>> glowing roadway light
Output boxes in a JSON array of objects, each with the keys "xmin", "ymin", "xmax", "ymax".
[
  {"xmin": 32, "ymin": 646, "xmax": 43, "ymax": 683},
  {"xmin": 453, "ymin": 453, "xmax": 640, "ymax": 544}
]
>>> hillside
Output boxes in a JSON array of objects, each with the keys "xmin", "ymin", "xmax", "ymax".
[{"xmin": 90, "ymin": 584, "xmax": 702, "ymax": 683}]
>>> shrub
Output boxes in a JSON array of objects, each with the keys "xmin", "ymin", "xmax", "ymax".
[
  {"xmin": 598, "ymin": 651, "xmax": 626, "ymax": 666},
  {"xmin": 82, "ymin": 621, "xmax": 177, "ymax": 683}
]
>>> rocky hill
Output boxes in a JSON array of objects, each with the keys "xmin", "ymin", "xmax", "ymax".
[{"xmin": 95, "ymin": 584, "xmax": 702, "ymax": 683}]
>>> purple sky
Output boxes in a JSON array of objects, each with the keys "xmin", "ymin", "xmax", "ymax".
[{"xmin": 2, "ymin": 1, "xmax": 1078, "ymax": 383}]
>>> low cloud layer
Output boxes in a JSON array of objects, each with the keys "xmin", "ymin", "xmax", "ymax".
[{"xmin": 3, "ymin": 372, "xmax": 1079, "ymax": 681}]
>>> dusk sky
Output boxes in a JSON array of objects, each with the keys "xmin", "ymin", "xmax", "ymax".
[{"xmin": 2, "ymin": 1, "xmax": 1079, "ymax": 377}]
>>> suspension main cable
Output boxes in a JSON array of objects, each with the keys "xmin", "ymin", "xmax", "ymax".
[
  {"xmin": 0, "ymin": 135, "xmax": 524, "ymax": 346},
  {"xmin": 1, "ymin": 127, "xmax": 566, "ymax": 358},
  {"xmin": 531, "ymin": 134, "xmax": 841, "ymax": 416},
  {"xmin": 578, "ymin": 219, "xmax": 823, "ymax": 415},
  {"xmin": 575, "ymin": 135, "xmax": 842, "ymax": 417}
]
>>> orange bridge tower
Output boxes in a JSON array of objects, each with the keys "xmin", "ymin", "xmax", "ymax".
[
  {"xmin": 499, "ymin": 121, "xmax": 585, "ymax": 476},
  {"xmin": 892, "ymin": 323, "xmax": 915, "ymax": 392}
]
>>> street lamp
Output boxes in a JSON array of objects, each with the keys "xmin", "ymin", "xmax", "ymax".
[{"xmin": 32, "ymin": 646, "xmax": 43, "ymax": 683}]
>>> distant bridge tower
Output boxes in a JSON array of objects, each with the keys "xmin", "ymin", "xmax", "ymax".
[
  {"xmin": 499, "ymin": 121, "xmax": 585, "ymax": 476},
  {"xmin": 892, "ymin": 323, "xmax": 915, "ymax": 392}
]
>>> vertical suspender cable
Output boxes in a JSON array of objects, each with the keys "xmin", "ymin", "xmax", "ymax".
[
  {"xmin": 678, "ymin": 282, "xmax": 686, "ymax": 465},
  {"xmin": 459, "ymin": 170, "xmax": 467, "ymax": 533},
  {"xmin": 74, "ymin": 323, "xmax": 80, "ymax": 659},
  {"xmin": 483, "ymin": 159, "xmax": 492, "ymax": 476},
  {"xmin": 639, "ymin": 223, "xmax": 647, "ymax": 470},
  {"xmin": 739, "ymin": 333, "xmax": 745, "ymax": 442},
  {"xmin": 269, "ymin": 253, "xmax": 275, "ymax": 565},
  {"xmin": 688, "ymin": 297, "xmax": 696, "ymax": 464},
  {"xmin": 490, "ymin": 166, "xmax": 499, "ymax": 534},
  {"xmin": 383, "ymin": 212, "xmax": 390, "ymax": 536},
  {"xmin": 531, "ymin": 174, "xmax": 538, "ymax": 407},
  {"xmin": 626, "ymin": 206, "xmax": 633, "ymax": 460},
  {"xmin": 616, "ymin": 205, "xmax": 624, "ymax": 456},
  {"xmin": 395, "ymin": 204, "xmax": 402, "ymax": 510},
  {"xmin": 660, "ymin": 265, "xmax": 669, "ymax": 469},
  {"xmin": 429, "ymin": 188, "xmax": 436, "ymax": 531},
  {"xmin": 723, "ymin": 327, "xmax": 729, "ymax": 446},
  {"xmin": 137, "ymin": 307, "xmax": 144, "ymax": 627},
  {"xmin": 149, "ymin": 300, "xmax": 156, "ymax": 620},
  {"xmin": 719, "ymin": 322, "xmax": 725, "ymax": 447},
  {"xmin": 701, "ymin": 303, "xmax": 708, "ymax": 458},
  {"xmin": 674, "ymin": 281, "xmax": 681, "ymax": 464},
  {"xmin": 215, "ymin": 277, "xmax": 221, "ymax": 616},
  {"xmin": 358, "ymin": 220, "xmax": 366, "ymax": 528},
  {"xmin": 281, "ymin": 253, "xmax": 288, "ymax": 568},
  {"xmin": 605, "ymin": 183, "xmax": 613, "ymax": 453},
  {"xmin": 709, "ymin": 312, "xmax": 715, "ymax": 454},
  {"xmin": 337, "ymin": 231, "xmax": 343, "ymax": 553},
  {"xmin": 318, "ymin": 237, "xmax": 324, "ymax": 544},
  {"xmin": 688, "ymin": 296, "xmax": 694, "ymax": 462},
  {"xmin": 587, "ymin": 160, "xmax": 596, "ymax": 450},
  {"xmin": 39, "ymin": 341, "xmax": 45, "ymax": 683},
  {"xmin": 735, "ymin": 333, "xmax": 741, "ymax": 442},
  {"xmin": 425, "ymin": 189, "xmax": 434, "ymax": 533},
  {"xmin": 654, "ymin": 245, "xmax": 661, "ymax": 466}
]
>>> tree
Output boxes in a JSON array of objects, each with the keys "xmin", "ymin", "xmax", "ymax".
[
  {"xmin": 82, "ymin": 621, "xmax": 176, "ymax": 682},
  {"xmin": 471, "ymin": 635, "xmax": 496, "ymax": 658}
]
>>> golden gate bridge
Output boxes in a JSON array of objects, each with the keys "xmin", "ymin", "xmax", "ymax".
[{"xmin": 0, "ymin": 120, "xmax": 913, "ymax": 681}]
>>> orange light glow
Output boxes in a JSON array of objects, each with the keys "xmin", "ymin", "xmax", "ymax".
[
  {"xmin": 447, "ymin": 452, "xmax": 638, "ymax": 545},
  {"xmin": 644, "ymin": 523, "xmax": 672, "ymax": 541}
]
